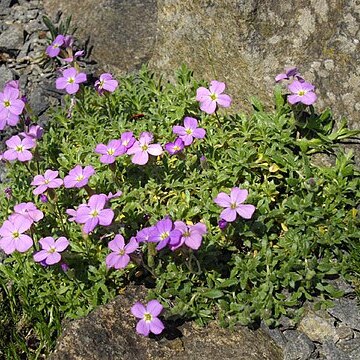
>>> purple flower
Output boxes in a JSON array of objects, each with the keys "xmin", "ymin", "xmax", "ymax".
[
  {"xmin": 131, "ymin": 300, "xmax": 164, "ymax": 337},
  {"xmin": 105, "ymin": 235, "xmax": 138, "ymax": 269},
  {"xmin": 3, "ymin": 135, "xmax": 35, "ymax": 162},
  {"xmin": 287, "ymin": 80, "xmax": 317, "ymax": 106},
  {"xmin": 172, "ymin": 221, "xmax": 207, "ymax": 250},
  {"xmin": 275, "ymin": 67, "xmax": 304, "ymax": 82},
  {"xmin": 73, "ymin": 194, "xmax": 114, "ymax": 233},
  {"xmin": 95, "ymin": 139, "xmax": 125, "ymax": 164},
  {"xmin": 0, "ymin": 86, "xmax": 25, "ymax": 130},
  {"xmin": 149, "ymin": 218, "xmax": 182, "ymax": 251},
  {"xmin": 106, "ymin": 191, "xmax": 123, "ymax": 201},
  {"xmin": 95, "ymin": 73, "xmax": 118, "ymax": 95},
  {"xmin": 173, "ymin": 117, "xmax": 206, "ymax": 146},
  {"xmin": 120, "ymin": 131, "xmax": 136, "ymax": 151},
  {"xmin": 218, "ymin": 219, "xmax": 228, "ymax": 230},
  {"xmin": 46, "ymin": 35, "xmax": 65, "ymax": 58},
  {"xmin": 39, "ymin": 194, "xmax": 48, "ymax": 203},
  {"xmin": 214, "ymin": 187, "xmax": 255, "ymax": 222},
  {"xmin": 63, "ymin": 50, "xmax": 85, "ymax": 63},
  {"xmin": 31, "ymin": 170, "xmax": 63, "ymax": 195},
  {"xmin": 20, "ymin": 125, "xmax": 44, "ymax": 140},
  {"xmin": 165, "ymin": 138, "xmax": 184, "ymax": 155},
  {"xmin": 9, "ymin": 202, "xmax": 44, "ymax": 225},
  {"xmin": 64, "ymin": 165, "xmax": 95, "ymax": 188},
  {"xmin": 33, "ymin": 236, "xmax": 69, "ymax": 265},
  {"xmin": 0, "ymin": 217, "xmax": 33, "ymax": 254},
  {"xmin": 135, "ymin": 226, "xmax": 156, "ymax": 243},
  {"xmin": 63, "ymin": 35, "xmax": 74, "ymax": 48},
  {"xmin": 196, "ymin": 80, "xmax": 232, "ymax": 114},
  {"xmin": 55, "ymin": 67, "xmax": 87, "ymax": 95},
  {"xmin": 127, "ymin": 132, "xmax": 163, "ymax": 165}
]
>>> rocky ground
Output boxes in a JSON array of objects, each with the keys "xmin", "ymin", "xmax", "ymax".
[{"xmin": 0, "ymin": 1, "xmax": 360, "ymax": 359}]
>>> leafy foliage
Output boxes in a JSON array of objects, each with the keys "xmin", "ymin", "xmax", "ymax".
[{"xmin": 0, "ymin": 65, "xmax": 359, "ymax": 358}]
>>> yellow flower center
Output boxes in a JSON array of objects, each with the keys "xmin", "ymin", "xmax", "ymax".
[
  {"xmin": 48, "ymin": 247, "xmax": 56, "ymax": 253},
  {"xmin": 141, "ymin": 144, "xmax": 148, "ymax": 151},
  {"xmin": 90, "ymin": 210, "xmax": 99, "ymax": 218},
  {"xmin": 68, "ymin": 77, "xmax": 75, "ymax": 84},
  {"xmin": 76, "ymin": 174, "xmax": 84, "ymax": 181},
  {"xmin": 230, "ymin": 202, "xmax": 237, "ymax": 209},
  {"xmin": 173, "ymin": 145, "xmax": 181, "ymax": 151},
  {"xmin": 183, "ymin": 231, "xmax": 190, "ymax": 237},
  {"xmin": 44, "ymin": 179, "xmax": 50, "ymax": 184},
  {"xmin": 15, "ymin": 145, "xmax": 24, "ymax": 153},
  {"xmin": 4, "ymin": 100, "xmax": 11, "ymax": 108},
  {"xmin": 160, "ymin": 232, "xmax": 169, "ymax": 240},
  {"xmin": 119, "ymin": 249, "xmax": 125, "ymax": 256},
  {"xmin": 12, "ymin": 231, "xmax": 20, "ymax": 239},
  {"xmin": 185, "ymin": 128, "xmax": 193, "ymax": 135},
  {"xmin": 144, "ymin": 313, "xmax": 152, "ymax": 322},
  {"xmin": 210, "ymin": 93, "xmax": 218, "ymax": 101},
  {"xmin": 298, "ymin": 90, "xmax": 306, "ymax": 96},
  {"xmin": 107, "ymin": 148, "xmax": 115, "ymax": 155}
]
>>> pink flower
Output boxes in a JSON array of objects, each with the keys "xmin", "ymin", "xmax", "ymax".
[
  {"xmin": 165, "ymin": 138, "xmax": 184, "ymax": 155},
  {"xmin": 172, "ymin": 117, "xmax": 206, "ymax": 146},
  {"xmin": 9, "ymin": 202, "xmax": 44, "ymax": 225},
  {"xmin": 0, "ymin": 86, "xmax": 25, "ymax": 130},
  {"xmin": 214, "ymin": 187, "xmax": 255, "ymax": 222},
  {"xmin": 0, "ymin": 217, "xmax": 33, "ymax": 254},
  {"xmin": 95, "ymin": 73, "xmax": 118, "ymax": 95},
  {"xmin": 95, "ymin": 139, "xmax": 125, "ymax": 164},
  {"xmin": 33, "ymin": 236, "xmax": 69, "ymax": 265},
  {"xmin": 287, "ymin": 80, "xmax": 317, "ymax": 106},
  {"xmin": 3, "ymin": 135, "xmax": 35, "ymax": 162},
  {"xmin": 172, "ymin": 221, "xmax": 207, "ymax": 250},
  {"xmin": 196, "ymin": 80, "xmax": 232, "ymax": 114},
  {"xmin": 127, "ymin": 132, "xmax": 163, "ymax": 165},
  {"xmin": 64, "ymin": 165, "xmax": 95, "ymax": 188},
  {"xmin": 73, "ymin": 194, "xmax": 114, "ymax": 233},
  {"xmin": 131, "ymin": 300, "xmax": 165, "ymax": 337},
  {"xmin": 20, "ymin": 125, "xmax": 44, "ymax": 140},
  {"xmin": 275, "ymin": 67, "xmax": 304, "ymax": 82},
  {"xmin": 105, "ymin": 235, "xmax": 138, "ymax": 269},
  {"xmin": 31, "ymin": 170, "xmax": 63, "ymax": 195},
  {"xmin": 55, "ymin": 67, "xmax": 87, "ymax": 95},
  {"xmin": 46, "ymin": 35, "xmax": 65, "ymax": 58}
]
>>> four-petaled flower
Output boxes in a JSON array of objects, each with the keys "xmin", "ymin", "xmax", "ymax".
[
  {"xmin": 95, "ymin": 139, "xmax": 125, "ymax": 164},
  {"xmin": 131, "ymin": 300, "xmax": 165, "ymax": 337},
  {"xmin": 196, "ymin": 80, "xmax": 232, "ymax": 114},
  {"xmin": 165, "ymin": 137, "xmax": 184, "ymax": 155},
  {"xmin": 95, "ymin": 73, "xmax": 118, "ymax": 95},
  {"xmin": 73, "ymin": 194, "xmax": 114, "ymax": 233},
  {"xmin": 46, "ymin": 35, "xmax": 65, "ymax": 58},
  {"xmin": 33, "ymin": 236, "xmax": 69, "ymax": 265},
  {"xmin": 173, "ymin": 117, "xmax": 206, "ymax": 146},
  {"xmin": 3, "ymin": 135, "xmax": 35, "ymax": 162},
  {"xmin": 172, "ymin": 221, "xmax": 207, "ymax": 250},
  {"xmin": 287, "ymin": 80, "xmax": 317, "ymax": 106},
  {"xmin": 127, "ymin": 132, "xmax": 163, "ymax": 165},
  {"xmin": 0, "ymin": 217, "xmax": 33, "ymax": 254},
  {"xmin": 31, "ymin": 170, "xmax": 63, "ymax": 195},
  {"xmin": 149, "ymin": 217, "xmax": 182, "ymax": 251},
  {"xmin": 0, "ymin": 86, "xmax": 25, "ymax": 130},
  {"xmin": 105, "ymin": 235, "xmax": 138, "ymax": 269},
  {"xmin": 214, "ymin": 187, "xmax": 255, "ymax": 222},
  {"xmin": 56, "ymin": 67, "xmax": 87, "ymax": 95},
  {"xmin": 275, "ymin": 67, "xmax": 304, "ymax": 82},
  {"xmin": 9, "ymin": 202, "xmax": 44, "ymax": 225},
  {"xmin": 64, "ymin": 165, "xmax": 95, "ymax": 188},
  {"xmin": 20, "ymin": 124, "xmax": 44, "ymax": 140}
]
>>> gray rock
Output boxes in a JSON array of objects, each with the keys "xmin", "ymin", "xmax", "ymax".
[
  {"xmin": 260, "ymin": 321, "xmax": 287, "ymax": 349},
  {"xmin": 49, "ymin": 285, "xmax": 283, "ymax": 360},
  {"xmin": 283, "ymin": 330, "xmax": 315, "ymax": 360},
  {"xmin": 337, "ymin": 325, "xmax": 355, "ymax": 341},
  {"xmin": 298, "ymin": 309, "xmax": 338, "ymax": 343},
  {"xmin": 0, "ymin": 65, "xmax": 13, "ymax": 89},
  {"xmin": 43, "ymin": 0, "xmax": 360, "ymax": 145},
  {"xmin": 0, "ymin": 24, "xmax": 24, "ymax": 55},
  {"xmin": 322, "ymin": 340, "xmax": 351, "ymax": 360},
  {"xmin": 328, "ymin": 298, "xmax": 360, "ymax": 332},
  {"xmin": 28, "ymin": 86, "xmax": 49, "ymax": 116},
  {"xmin": 337, "ymin": 338, "xmax": 360, "ymax": 356}
]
